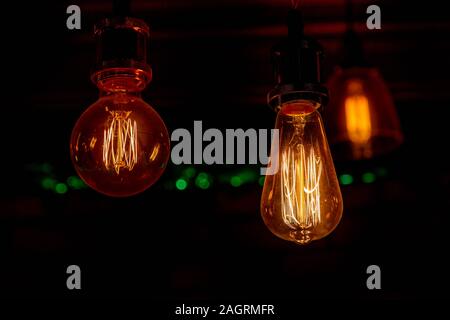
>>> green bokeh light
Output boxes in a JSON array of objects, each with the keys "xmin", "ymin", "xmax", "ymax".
[
  {"xmin": 183, "ymin": 167, "xmax": 196, "ymax": 178},
  {"xmin": 67, "ymin": 176, "xmax": 85, "ymax": 189},
  {"xmin": 195, "ymin": 172, "xmax": 211, "ymax": 189},
  {"xmin": 258, "ymin": 176, "xmax": 265, "ymax": 187},
  {"xmin": 362, "ymin": 172, "xmax": 376, "ymax": 184},
  {"xmin": 55, "ymin": 183, "xmax": 68, "ymax": 194},
  {"xmin": 239, "ymin": 169, "xmax": 257, "ymax": 183},
  {"xmin": 339, "ymin": 174, "xmax": 353, "ymax": 185},
  {"xmin": 175, "ymin": 178, "xmax": 188, "ymax": 190},
  {"xmin": 230, "ymin": 176, "xmax": 242, "ymax": 187},
  {"xmin": 41, "ymin": 177, "xmax": 56, "ymax": 190}
]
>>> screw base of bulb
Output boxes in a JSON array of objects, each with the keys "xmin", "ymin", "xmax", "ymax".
[
  {"xmin": 268, "ymin": 83, "xmax": 328, "ymax": 112},
  {"xmin": 92, "ymin": 66, "xmax": 152, "ymax": 93}
]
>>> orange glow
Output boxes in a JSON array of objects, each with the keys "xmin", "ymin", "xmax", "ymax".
[
  {"xmin": 103, "ymin": 110, "xmax": 138, "ymax": 175},
  {"xmin": 280, "ymin": 141, "xmax": 322, "ymax": 232},
  {"xmin": 261, "ymin": 101, "xmax": 343, "ymax": 245},
  {"xmin": 344, "ymin": 81, "xmax": 372, "ymax": 145},
  {"xmin": 70, "ymin": 94, "xmax": 170, "ymax": 197},
  {"xmin": 326, "ymin": 67, "xmax": 403, "ymax": 160}
]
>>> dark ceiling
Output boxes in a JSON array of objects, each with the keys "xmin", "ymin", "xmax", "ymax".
[
  {"xmin": 1, "ymin": 0, "xmax": 450, "ymax": 303},
  {"xmin": 26, "ymin": 0, "xmax": 450, "ymax": 109}
]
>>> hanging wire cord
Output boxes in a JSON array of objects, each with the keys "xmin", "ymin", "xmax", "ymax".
[
  {"xmin": 346, "ymin": 0, "xmax": 354, "ymax": 30},
  {"xmin": 112, "ymin": 0, "xmax": 131, "ymax": 17},
  {"xmin": 286, "ymin": 4, "xmax": 305, "ymax": 83},
  {"xmin": 342, "ymin": 0, "xmax": 366, "ymax": 67},
  {"xmin": 287, "ymin": 7, "xmax": 304, "ymax": 42},
  {"xmin": 267, "ymin": 0, "xmax": 328, "ymax": 108}
]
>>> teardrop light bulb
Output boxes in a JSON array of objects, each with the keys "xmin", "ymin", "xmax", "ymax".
[
  {"xmin": 261, "ymin": 8, "xmax": 343, "ymax": 244},
  {"xmin": 70, "ymin": 17, "xmax": 170, "ymax": 197},
  {"xmin": 261, "ymin": 101, "xmax": 343, "ymax": 244}
]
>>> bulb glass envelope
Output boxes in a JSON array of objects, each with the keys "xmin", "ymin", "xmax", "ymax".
[
  {"xmin": 70, "ymin": 16, "xmax": 170, "ymax": 197},
  {"xmin": 326, "ymin": 67, "xmax": 403, "ymax": 160}
]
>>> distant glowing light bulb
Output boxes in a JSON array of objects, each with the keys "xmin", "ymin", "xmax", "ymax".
[
  {"xmin": 326, "ymin": 24, "xmax": 403, "ymax": 160},
  {"xmin": 261, "ymin": 101, "xmax": 343, "ymax": 244},
  {"xmin": 70, "ymin": 17, "xmax": 170, "ymax": 197},
  {"xmin": 344, "ymin": 80, "xmax": 372, "ymax": 145}
]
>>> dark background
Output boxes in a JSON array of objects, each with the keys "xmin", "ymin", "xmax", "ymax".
[{"xmin": 1, "ymin": 0, "xmax": 450, "ymax": 303}]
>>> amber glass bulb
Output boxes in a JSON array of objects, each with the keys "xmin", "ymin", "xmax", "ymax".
[
  {"xmin": 326, "ymin": 67, "xmax": 403, "ymax": 160},
  {"xmin": 70, "ymin": 15, "xmax": 170, "ymax": 197},
  {"xmin": 70, "ymin": 79, "xmax": 170, "ymax": 197},
  {"xmin": 261, "ymin": 101, "xmax": 343, "ymax": 244}
]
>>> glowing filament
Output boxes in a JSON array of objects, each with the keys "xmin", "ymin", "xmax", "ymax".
[
  {"xmin": 103, "ymin": 111, "xmax": 138, "ymax": 174},
  {"xmin": 281, "ymin": 142, "xmax": 322, "ymax": 230},
  {"xmin": 345, "ymin": 81, "xmax": 372, "ymax": 145}
]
